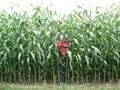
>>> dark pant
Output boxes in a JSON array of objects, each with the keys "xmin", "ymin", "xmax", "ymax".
[{"xmin": 59, "ymin": 55, "xmax": 66, "ymax": 83}]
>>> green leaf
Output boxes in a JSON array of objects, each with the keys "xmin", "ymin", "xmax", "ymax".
[
  {"xmin": 68, "ymin": 50, "xmax": 72, "ymax": 60},
  {"xmin": 74, "ymin": 38, "xmax": 79, "ymax": 45},
  {"xmin": 27, "ymin": 57, "xmax": 30, "ymax": 63},
  {"xmin": 18, "ymin": 53, "xmax": 22, "ymax": 61},
  {"xmin": 20, "ymin": 44, "xmax": 24, "ymax": 53},
  {"xmin": 91, "ymin": 46, "xmax": 101, "ymax": 55},
  {"xmin": 85, "ymin": 55, "xmax": 89, "ymax": 66},
  {"xmin": 30, "ymin": 52, "xmax": 36, "ymax": 62}
]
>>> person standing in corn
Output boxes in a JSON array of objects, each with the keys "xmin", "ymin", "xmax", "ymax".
[{"xmin": 55, "ymin": 33, "xmax": 71, "ymax": 84}]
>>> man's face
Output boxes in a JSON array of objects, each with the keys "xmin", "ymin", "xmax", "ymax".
[{"xmin": 59, "ymin": 34, "xmax": 64, "ymax": 41}]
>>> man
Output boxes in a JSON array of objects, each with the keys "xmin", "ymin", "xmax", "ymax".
[{"xmin": 55, "ymin": 33, "xmax": 71, "ymax": 84}]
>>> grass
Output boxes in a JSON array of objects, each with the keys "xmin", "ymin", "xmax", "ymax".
[{"xmin": 0, "ymin": 83, "xmax": 120, "ymax": 90}]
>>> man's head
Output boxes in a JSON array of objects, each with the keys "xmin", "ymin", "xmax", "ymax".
[{"xmin": 58, "ymin": 33, "xmax": 65, "ymax": 41}]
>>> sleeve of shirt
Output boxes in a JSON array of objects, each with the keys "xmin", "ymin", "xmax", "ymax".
[{"xmin": 55, "ymin": 41, "xmax": 61, "ymax": 48}]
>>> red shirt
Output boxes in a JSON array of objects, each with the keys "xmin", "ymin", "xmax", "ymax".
[{"xmin": 55, "ymin": 40, "xmax": 70, "ymax": 55}]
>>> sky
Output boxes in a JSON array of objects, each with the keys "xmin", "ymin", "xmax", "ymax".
[{"xmin": 0, "ymin": 0, "xmax": 120, "ymax": 14}]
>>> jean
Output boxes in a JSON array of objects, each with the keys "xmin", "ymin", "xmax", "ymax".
[{"xmin": 59, "ymin": 55, "xmax": 66, "ymax": 83}]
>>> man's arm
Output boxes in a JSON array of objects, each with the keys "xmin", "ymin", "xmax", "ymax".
[
  {"xmin": 63, "ymin": 40, "xmax": 71, "ymax": 47},
  {"xmin": 63, "ymin": 45, "xmax": 69, "ymax": 48}
]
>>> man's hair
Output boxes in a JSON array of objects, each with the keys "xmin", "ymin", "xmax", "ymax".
[{"xmin": 58, "ymin": 33, "xmax": 65, "ymax": 37}]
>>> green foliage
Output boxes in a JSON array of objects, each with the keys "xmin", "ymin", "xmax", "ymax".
[{"xmin": 0, "ymin": 4, "xmax": 120, "ymax": 83}]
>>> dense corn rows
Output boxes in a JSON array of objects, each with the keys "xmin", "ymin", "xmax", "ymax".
[{"xmin": 0, "ymin": 5, "xmax": 120, "ymax": 83}]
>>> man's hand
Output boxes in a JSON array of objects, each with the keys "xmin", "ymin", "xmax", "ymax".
[
  {"xmin": 63, "ymin": 44, "xmax": 69, "ymax": 47},
  {"xmin": 63, "ymin": 43, "xmax": 71, "ymax": 47},
  {"xmin": 63, "ymin": 40, "xmax": 71, "ymax": 47},
  {"xmin": 69, "ymin": 42, "xmax": 71, "ymax": 46}
]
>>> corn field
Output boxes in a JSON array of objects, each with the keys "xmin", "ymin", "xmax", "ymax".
[{"xmin": 0, "ymin": 4, "xmax": 120, "ymax": 83}]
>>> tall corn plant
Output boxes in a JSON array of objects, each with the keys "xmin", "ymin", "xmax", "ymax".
[{"xmin": 0, "ymin": 4, "xmax": 120, "ymax": 83}]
